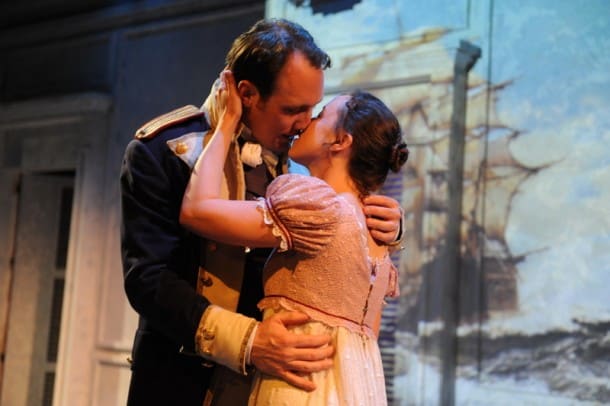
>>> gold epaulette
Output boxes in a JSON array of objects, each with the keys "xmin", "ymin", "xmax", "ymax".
[{"xmin": 135, "ymin": 105, "xmax": 204, "ymax": 139}]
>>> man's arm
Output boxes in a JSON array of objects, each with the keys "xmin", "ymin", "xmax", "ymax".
[
  {"xmin": 195, "ymin": 306, "xmax": 334, "ymax": 391},
  {"xmin": 121, "ymin": 137, "xmax": 258, "ymax": 371},
  {"xmin": 120, "ymin": 138, "xmax": 209, "ymax": 347}
]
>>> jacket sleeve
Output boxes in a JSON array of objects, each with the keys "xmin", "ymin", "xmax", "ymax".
[
  {"xmin": 120, "ymin": 137, "xmax": 255, "ymax": 373},
  {"xmin": 120, "ymin": 138, "xmax": 208, "ymax": 350}
]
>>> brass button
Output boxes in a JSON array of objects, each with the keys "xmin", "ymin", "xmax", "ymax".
[
  {"xmin": 175, "ymin": 142, "xmax": 189, "ymax": 154},
  {"xmin": 202, "ymin": 330, "xmax": 215, "ymax": 340},
  {"xmin": 200, "ymin": 276, "xmax": 213, "ymax": 287}
]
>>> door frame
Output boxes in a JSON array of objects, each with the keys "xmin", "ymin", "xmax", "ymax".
[{"xmin": 0, "ymin": 93, "xmax": 111, "ymax": 405}]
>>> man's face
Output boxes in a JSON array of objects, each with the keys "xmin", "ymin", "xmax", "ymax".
[{"xmin": 243, "ymin": 51, "xmax": 324, "ymax": 154}]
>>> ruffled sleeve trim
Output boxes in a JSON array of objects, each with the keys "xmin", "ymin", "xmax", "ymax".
[{"xmin": 256, "ymin": 198, "xmax": 289, "ymax": 252}]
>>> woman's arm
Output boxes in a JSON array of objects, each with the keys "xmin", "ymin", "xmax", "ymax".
[{"xmin": 180, "ymin": 71, "xmax": 279, "ymax": 248}]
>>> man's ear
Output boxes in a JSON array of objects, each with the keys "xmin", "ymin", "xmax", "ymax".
[
  {"xmin": 237, "ymin": 80, "xmax": 258, "ymax": 108},
  {"xmin": 329, "ymin": 132, "xmax": 353, "ymax": 152}
]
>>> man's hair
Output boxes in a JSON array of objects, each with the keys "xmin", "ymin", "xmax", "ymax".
[{"xmin": 226, "ymin": 18, "xmax": 331, "ymax": 100}]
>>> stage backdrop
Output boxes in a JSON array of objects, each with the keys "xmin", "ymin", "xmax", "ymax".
[{"xmin": 267, "ymin": 0, "xmax": 610, "ymax": 405}]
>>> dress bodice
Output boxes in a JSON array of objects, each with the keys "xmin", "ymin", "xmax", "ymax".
[{"xmin": 256, "ymin": 174, "xmax": 399, "ymax": 337}]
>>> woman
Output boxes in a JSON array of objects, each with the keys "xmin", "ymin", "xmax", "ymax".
[{"xmin": 180, "ymin": 71, "xmax": 408, "ymax": 405}]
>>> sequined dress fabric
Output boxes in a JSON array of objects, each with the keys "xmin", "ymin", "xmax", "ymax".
[{"xmin": 248, "ymin": 174, "xmax": 398, "ymax": 406}]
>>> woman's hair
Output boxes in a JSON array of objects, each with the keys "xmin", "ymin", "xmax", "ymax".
[
  {"xmin": 336, "ymin": 91, "xmax": 409, "ymax": 197},
  {"xmin": 225, "ymin": 18, "xmax": 331, "ymax": 100}
]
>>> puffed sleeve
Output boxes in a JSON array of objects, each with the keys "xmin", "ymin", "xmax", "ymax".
[{"xmin": 258, "ymin": 174, "xmax": 340, "ymax": 256}]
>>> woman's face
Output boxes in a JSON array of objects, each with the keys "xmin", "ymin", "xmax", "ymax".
[{"xmin": 288, "ymin": 95, "xmax": 350, "ymax": 169}]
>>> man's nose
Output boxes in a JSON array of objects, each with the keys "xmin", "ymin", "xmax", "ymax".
[{"xmin": 294, "ymin": 110, "xmax": 313, "ymax": 132}]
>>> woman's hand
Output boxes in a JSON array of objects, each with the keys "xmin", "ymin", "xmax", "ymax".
[{"xmin": 216, "ymin": 70, "xmax": 242, "ymax": 132}]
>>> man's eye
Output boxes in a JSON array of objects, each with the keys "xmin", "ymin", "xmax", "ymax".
[{"xmin": 284, "ymin": 107, "xmax": 308, "ymax": 115}]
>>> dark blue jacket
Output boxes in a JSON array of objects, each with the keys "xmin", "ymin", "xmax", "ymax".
[{"xmin": 120, "ymin": 113, "xmax": 213, "ymax": 405}]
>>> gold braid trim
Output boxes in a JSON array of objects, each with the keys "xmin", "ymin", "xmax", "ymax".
[{"xmin": 135, "ymin": 105, "xmax": 203, "ymax": 139}]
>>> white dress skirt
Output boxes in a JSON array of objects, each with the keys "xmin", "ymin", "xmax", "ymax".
[{"xmin": 248, "ymin": 308, "xmax": 388, "ymax": 406}]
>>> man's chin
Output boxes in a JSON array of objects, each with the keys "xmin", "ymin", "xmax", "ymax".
[{"xmin": 271, "ymin": 141, "xmax": 291, "ymax": 155}]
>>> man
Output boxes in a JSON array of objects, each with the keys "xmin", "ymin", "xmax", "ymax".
[{"xmin": 120, "ymin": 18, "xmax": 403, "ymax": 405}]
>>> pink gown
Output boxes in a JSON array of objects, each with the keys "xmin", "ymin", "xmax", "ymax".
[{"xmin": 248, "ymin": 174, "xmax": 399, "ymax": 406}]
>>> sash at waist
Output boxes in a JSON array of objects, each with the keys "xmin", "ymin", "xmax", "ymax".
[{"xmin": 258, "ymin": 295, "xmax": 375, "ymax": 339}]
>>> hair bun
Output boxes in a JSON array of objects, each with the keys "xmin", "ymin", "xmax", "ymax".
[{"xmin": 390, "ymin": 142, "xmax": 409, "ymax": 172}]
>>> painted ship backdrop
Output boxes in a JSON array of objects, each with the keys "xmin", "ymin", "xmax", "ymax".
[
  {"xmin": 271, "ymin": 0, "xmax": 610, "ymax": 404},
  {"xmin": 378, "ymin": 41, "xmax": 609, "ymax": 406},
  {"xmin": 1, "ymin": 1, "xmax": 608, "ymax": 405}
]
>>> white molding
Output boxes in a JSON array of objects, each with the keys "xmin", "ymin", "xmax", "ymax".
[
  {"xmin": 54, "ymin": 112, "xmax": 110, "ymax": 406},
  {"xmin": 0, "ymin": 93, "xmax": 111, "ymax": 126}
]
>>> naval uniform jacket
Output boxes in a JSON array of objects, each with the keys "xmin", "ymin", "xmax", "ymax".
[{"xmin": 120, "ymin": 98, "xmax": 267, "ymax": 404}]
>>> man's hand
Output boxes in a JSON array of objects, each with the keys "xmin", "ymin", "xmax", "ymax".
[
  {"xmin": 250, "ymin": 311, "xmax": 334, "ymax": 391},
  {"xmin": 362, "ymin": 194, "xmax": 402, "ymax": 244}
]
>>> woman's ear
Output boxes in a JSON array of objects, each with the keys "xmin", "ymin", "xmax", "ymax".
[
  {"xmin": 237, "ymin": 80, "xmax": 258, "ymax": 108},
  {"xmin": 329, "ymin": 132, "xmax": 353, "ymax": 152}
]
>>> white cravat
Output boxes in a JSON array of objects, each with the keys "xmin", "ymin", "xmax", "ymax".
[
  {"xmin": 240, "ymin": 141, "xmax": 281, "ymax": 177},
  {"xmin": 240, "ymin": 142, "xmax": 263, "ymax": 168}
]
